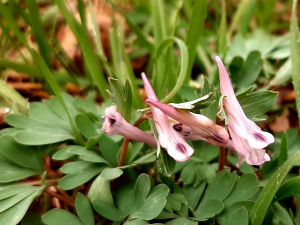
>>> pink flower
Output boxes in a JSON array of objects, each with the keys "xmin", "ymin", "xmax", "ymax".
[
  {"xmin": 141, "ymin": 73, "xmax": 194, "ymax": 162},
  {"xmin": 146, "ymin": 100, "xmax": 229, "ymax": 147},
  {"xmin": 215, "ymin": 56, "xmax": 274, "ymax": 166},
  {"xmin": 102, "ymin": 105, "xmax": 157, "ymax": 147}
]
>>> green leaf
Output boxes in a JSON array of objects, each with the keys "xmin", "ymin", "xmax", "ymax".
[
  {"xmin": 0, "ymin": 155, "xmax": 41, "ymax": 182},
  {"xmin": 0, "ymin": 135, "xmax": 46, "ymax": 171},
  {"xmin": 278, "ymin": 132, "xmax": 288, "ymax": 167},
  {"xmin": 132, "ymin": 152, "xmax": 157, "ymax": 165},
  {"xmin": 92, "ymin": 200, "xmax": 123, "ymax": 221},
  {"xmin": 53, "ymin": 145, "xmax": 81, "ymax": 160},
  {"xmin": 42, "ymin": 209, "xmax": 84, "ymax": 225},
  {"xmin": 201, "ymin": 170, "xmax": 237, "ymax": 202},
  {"xmin": 194, "ymin": 199, "xmax": 224, "ymax": 221},
  {"xmin": 176, "ymin": 181, "xmax": 206, "ymax": 211},
  {"xmin": 166, "ymin": 218, "xmax": 197, "ymax": 225},
  {"xmin": 185, "ymin": 0, "xmax": 207, "ymax": 83},
  {"xmin": 59, "ymin": 163, "xmax": 106, "ymax": 190},
  {"xmin": 200, "ymin": 76, "xmax": 220, "ymax": 123},
  {"xmin": 236, "ymin": 88, "xmax": 278, "ymax": 120},
  {"xmin": 160, "ymin": 148, "xmax": 176, "ymax": 176},
  {"xmin": 223, "ymin": 173, "xmax": 258, "ymax": 207},
  {"xmin": 291, "ymin": 0, "xmax": 300, "ymax": 126},
  {"xmin": 129, "ymin": 174, "xmax": 169, "ymax": 220},
  {"xmin": 21, "ymin": 212, "xmax": 45, "ymax": 225},
  {"xmin": 108, "ymin": 78, "xmax": 132, "ymax": 121},
  {"xmin": 230, "ymin": 51, "xmax": 263, "ymax": 88},
  {"xmin": 88, "ymin": 174, "xmax": 113, "ymax": 205},
  {"xmin": 249, "ymin": 151, "xmax": 300, "ymax": 225},
  {"xmin": 6, "ymin": 114, "xmax": 74, "ymax": 145},
  {"xmin": 31, "ymin": 51, "xmax": 84, "ymax": 145},
  {"xmin": 273, "ymin": 176, "xmax": 300, "ymax": 203},
  {"xmin": 132, "ymin": 174, "xmax": 151, "ymax": 212},
  {"xmin": 117, "ymin": 183, "xmax": 134, "ymax": 217},
  {"xmin": 227, "ymin": 207, "xmax": 248, "ymax": 225},
  {"xmin": 68, "ymin": 147, "xmax": 110, "ymax": 165},
  {"xmin": 75, "ymin": 114, "xmax": 98, "ymax": 139},
  {"xmin": 101, "ymin": 168, "xmax": 123, "ymax": 180},
  {"xmin": 75, "ymin": 193, "xmax": 94, "ymax": 225},
  {"xmin": 216, "ymin": 201, "xmax": 254, "ymax": 225},
  {"xmin": 99, "ymin": 134, "xmax": 120, "ymax": 167},
  {"xmin": 272, "ymin": 202, "xmax": 294, "ymax": 225},
  {"xmin": 0, "ymin": 186, "xmax": 45, "ymax": 225}
]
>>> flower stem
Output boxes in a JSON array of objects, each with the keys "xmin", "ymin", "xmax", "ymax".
[
  {"xmin": 218, "ymin": 146, "xmax": 226, "ymax": 172},
  {"xmin": 118, "ymin": 113, "xmax": 148, "ymax": 167}
]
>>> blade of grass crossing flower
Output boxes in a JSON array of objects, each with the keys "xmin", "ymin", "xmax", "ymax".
[
  {"xmin": 109, "ymin": 27, "xmax": 142, "ymax": 108},
  {"xmin": 185, "ymin": 0, "xmax": 207, "ymax": 84},
  {"xmin": 26, "ymin": 0, "xmax": 52, "ymax": 68},
  {"xmin": 54, "ymin": 0, "xmax": 109, "ymax": 100},
  {"xmin": 291, "ymin": 0, "xmax": 300, "ymax": 126},
  {"xmin": 249, "ymin": 151, "xmax": 300, "ymax": 225},
  {"xmin": 218, "ymin": 0, "xmax": 227, "ymax": 55},
  {"xmin": 32, "ymin": 50, "xmax": 84, "ymax": 146}
]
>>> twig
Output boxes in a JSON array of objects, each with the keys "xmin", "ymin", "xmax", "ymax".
[
  {"xmin": 118, "ymin": 113, "xmax": 149, "ymax": 167},
  {"xmin": 43, "ymin": 188, "xmax": 75, "ymax": 208}
]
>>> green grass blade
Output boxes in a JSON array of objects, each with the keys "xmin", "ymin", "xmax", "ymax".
[
  {"xmin": 278, "ymin": 132, "xmax": 288, "ymax": 167},
  {"xmin": 249, "ymin": 151, "xmax": 300, "ymax": 225},
  {"xmin": 107, "ymin": 0, "xmax": 155, "ymax": 54},
  {"xmin": 239, "ymin": 0, "xmax": 256, "ymax": 36},
  {"xmin": 26, "ymin": 0, "xmax": 52, "ymax": 68},
  {"xmin": 156, "ymin": 37, "xmax": 188, "ymax": 104},
  {"xmin": 0, "ymin": 59, "xmax": 42, "ymax": 79},
  {"xmin": 185, "ymin": 0, "xmax": 207, "ymax": 84},
  {"xmin": 88, "ymin": 0, "xmax": 104, "ymax": 58},
  {"xmin": 32, "ymin": 50, "xmax": 84, "ymax": 146},
  {"xmin": 0, "ymin": 80, "xmax": 29, "ymax": 111},
  {"xmin": 109, "ymin": 27, "xmax": 142, "ymax": 108},
  {"xmin": 77, "ymin": 0, "xmax": 87, "ymax": 29},
  {"xmin": 227, "ymin": 0, "xmax": 249, "ymax": 40},
  {"xmin": 291, "ymin": 0, "xmax": 300, "ymax": 125},
  {"xmin": 0, "ymin": 2, "xmax": 30, "ymax": 49},
  {"xmin": 218, "ymin": 0, "xmax": 227, "ymax": 55},
  {"xmin": 54, "ymin": 0, "xmax": 109, "ymax": 100},
  {"xmin": 151, "ymin": 0, "xmax": 167, "ymax": 45}
]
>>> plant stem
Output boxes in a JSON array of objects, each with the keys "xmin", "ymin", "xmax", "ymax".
[
  {"xmin": 218, "ymin": 146, "xmax": 226, "ymax": 172},
  {"xmin": 118, "ymin": 113, "xmax": 148, "ymax": 167},
  {"xmin": 43, "ymin": 188, "xmax": 75, "ymax": 208}
]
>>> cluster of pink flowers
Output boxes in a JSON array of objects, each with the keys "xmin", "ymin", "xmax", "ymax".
[{"xmin": 102, "ymin": 57, "xmax": 274, "ymax": 166}]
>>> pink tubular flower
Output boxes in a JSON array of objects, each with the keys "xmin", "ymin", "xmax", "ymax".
[
  {"xmin": 215, "ymin": 56, "xmax": 274, "ymax": 166},
  {"xmin": 141, "ymin": 73, "xmax": 194, "ymax": 162},
  {"xmin": 146, "ymin": 100, "xmax": 229, "ymax": 147},
  {"xmin": 102, "ymin": 105, "xmax": 157, "ymax": 147}
]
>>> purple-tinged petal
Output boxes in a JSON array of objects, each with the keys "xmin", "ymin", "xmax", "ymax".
[
  {"xmin": 215, "ymin": 56, "xmax": 274, "ymax": 150},
  {"xmin": 141, "ymin": 73, "xmax": 194, "ymax": 162},
  {"xmin": 102, "ymin": 105, "xmax": 157, "ymax": 147},
  {"xmin": 146, "ymin": 99, "xmax": 229, "ymax": 145}
]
